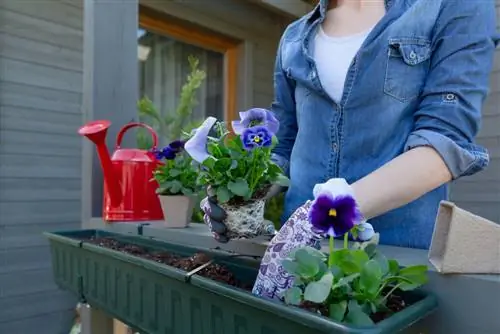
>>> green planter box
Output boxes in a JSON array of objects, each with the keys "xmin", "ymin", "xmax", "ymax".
[{"xmin": 45, "ymin": 229, "xmax": 437, "ymax": 334}]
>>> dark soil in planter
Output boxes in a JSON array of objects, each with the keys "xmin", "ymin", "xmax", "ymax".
[
  {"xmin": 85, "ymin": 237, "xmax": 413, "ymax": 324},
  {"xmin": 301, "ymin": 291, "xmax": 410, "ymax": 323},
  {"xmin": 86, "ymin": 237, "xmax": 252, "ymax": 290}
]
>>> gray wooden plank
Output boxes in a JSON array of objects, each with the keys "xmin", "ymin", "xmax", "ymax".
[
  {"xmin": 0, "ymin": 246, "xmax": 54, "ymax": 274},
  {"xmin": 0, "ymin": 153, "xmax": 81, "ymax": 178},
  {"xmin": 0, "ymin": 32, "xmax": 83, "ymax": 72},
  {"xmin": 0, "ymin": 290, "xmax": 75, "ymax": 323},
  {"xmin": 0, "ymin": 178, "xmax": 81, "ymax": 202},
  {"xmin": 0, "ymin": 57, "xmax": 82, "ymax": 93},
  {"xmin": 478, "ymin": 114, "xmax": 500, "ymax": 138},
  {"xmin": 0, "ymin": 268, "xmax": 62, "ymax": 298},
  {"xmin": 0, "ymin": 106, "xmax": 82, "ymax": 136},
  {"xmin": 0, "ymin": 82, "xmax": 82, "ymax": 114},
  {"xmin": 447, "ymin": 201, "xmax": 500, "ymax": 223},
  {"xmin": 0, "ymin": 0, "xmax": 83, "ymax": 30},
  {"xmin": 0, "ymin": 130, "xmax": 81, "ymax": 152},
  {"xmin": 0, "ymin": 8, "xmax": 83, "ymax": 51}
]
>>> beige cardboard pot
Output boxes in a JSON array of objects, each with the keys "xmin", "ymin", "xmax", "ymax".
[
  {"xmin": 158, "ymin": 195, "xmax": 195, "ymax": 228},
  {"xmin": 429, "ymin": 201, "xmax": 500, "ymax": 274}
]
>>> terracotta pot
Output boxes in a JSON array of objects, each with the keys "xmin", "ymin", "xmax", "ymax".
[
  {"xmin": 219, "ymin": 199, "xmax": 266, "ymax": 239},
  {"xmin": 429, "ymin": 201, "xmax": 500, "ymax": 274},
  {"xmin": 158, "ymin": 195, "xmax": 195, "ymax": 228}
]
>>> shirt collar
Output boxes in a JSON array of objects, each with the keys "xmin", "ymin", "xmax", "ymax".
[{"xmin": 307, "ymin": 0, "xmax": 394, "ymax": 23}]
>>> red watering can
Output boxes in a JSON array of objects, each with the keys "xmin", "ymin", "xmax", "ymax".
[{"xmin": 78, "ymin": 120, "xmax": 164, "ymax": 222}]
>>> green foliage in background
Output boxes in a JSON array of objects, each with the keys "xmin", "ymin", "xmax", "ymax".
[
  {"xmin": 137, "ymin": 55, "xmax": 207, "ymax": 148},
  {"xmin": 264, "ymin": 192, "xmax": 285, "ymax": 230}
]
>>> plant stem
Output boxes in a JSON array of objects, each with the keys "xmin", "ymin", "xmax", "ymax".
[
  {"xmin": 343, "ymin": 233, "xmax": 349, "ymax": 249},
  {"xmin": 328, "ymin": 235, "xmax": 335, "ymax": 268},
  {"xmin": 380, "ymin": 283, "xmax": 403, "ymax": 305}
]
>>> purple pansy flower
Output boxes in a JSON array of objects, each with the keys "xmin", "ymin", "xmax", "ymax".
[
  {"xmin": 232, "ymin": 108, "xmax": 279, "ymax": 135},
  {"xmin": 168, "ymin": 140, "xmax": 185, "ymax": 152},
  {"xmin": 308, "ymin": 194, "xmax": 362, "ymax": 237},
  {"xmin": 241, "ymin": 126, "xmax": 272, "ymax": 151},
  {"xmin": 152, "ymin": 140, "xmax": 186, "ymax": 160},
  {"xmin": 184, "ymin": 117, "xmax": 217, "ymax": 163}
]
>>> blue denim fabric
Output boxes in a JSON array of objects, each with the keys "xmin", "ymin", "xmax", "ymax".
[{"xmin": 271, "ymin": 0, "xmax": 499, "ymax": 249}]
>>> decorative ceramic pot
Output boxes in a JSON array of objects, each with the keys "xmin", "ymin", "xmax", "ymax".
[{"xmin": 158, "ymin": 195, "xmax": 195, "ymax": 228}]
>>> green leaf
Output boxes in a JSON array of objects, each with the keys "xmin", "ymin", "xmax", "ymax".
[
  {"xmin": 283, "ymin": 287, "xmax": 303, "ymax": 306},
  {"xmin": 398, "ymin": 265, "xmax": 428, "ymax": 291},
  {"xmin": 216, "ymin": 186, "xmax": 231, "ymax": 203},
  {"xmin": 169, "ymin": 169, "xmax": 181, "ymax": 177},
  {"xmin": 290, "ymin": 246, "xmax": 327, "ymax": 261},
  {"xmin": 360, "ymin": 259, "xmax": 383, "ymax": 295},
  {"xmin": 388, "ymin": 259, "xmax": 400, "ymax": 275},
  {"xmin": 214, "ymin": 158, "xmax": 232, "ymax": 171},
  {"xmin": 372, "ymin": 252, "xmax": 389, "ymax": 276},
  {"xmin": 281, "ymin": 259, "xmax": 299, "ymax": 275},
  {"xmin": 332, "ymin": 273, "xmax": 360, "ymax": 290},
  {"xmin": 345, "ymin": 300, "xmax": 375, "ymax": 326},
  {"xmin": 295, "ymin": 248, "xmax": 320, "ymax": 278},
  {"xmin": 330, "ymin": 265, "xmax": 343, "ymax": 279},
  {"xmin": 272, "ymin": 174, "xmax": 290, "ymax": 187},
  {"xmin": 202, "ymin": 157, "xmax": 216, "ymax": 169},
  {"xmin": 363, "ymin": 243, "xmax": 377, "ymax": 258},
  {"xmin": 329, "ymin": 301, "xmax": 347, "ymax": 322},
  {"xmin": 169, "ymin": 180, "xmax": 182, "ymax": 194},
  {"xmin": 304, "ymin": 272, "xmax": 334, "ymax": 303},
  {"xmin": 351, "ymin": 250, "xmax": 370, "ymax": 267},
  {"xmin": 227, "ymin": 178, "xmax": 250, "ymax": 197}
]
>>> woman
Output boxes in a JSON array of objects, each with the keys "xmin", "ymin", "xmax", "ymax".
[{"xmin": 203, "ymin": 0, "xmax": 498, "ymax": 249}]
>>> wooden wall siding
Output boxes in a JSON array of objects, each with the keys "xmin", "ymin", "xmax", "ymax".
[
  {"xmin": 0, "ymin": 0, "xmax": 83, "ymax": 333},
  {"xmin": 449, "ymin": 2, "xmax": 500, "ymax": 223}
]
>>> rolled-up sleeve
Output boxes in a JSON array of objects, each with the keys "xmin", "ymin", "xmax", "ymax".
[
  {"xmin": 405, "ymin": 1, "xmax": 499, "ymax": 179},
  {"xmin": 271, "ymin": 32, "xmax": 297, "ymax": 176}
]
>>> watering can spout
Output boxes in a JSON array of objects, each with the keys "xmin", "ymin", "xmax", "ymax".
[{"xmin": 78, "ymin": 120, "xmax": 123, "ymax": 206}]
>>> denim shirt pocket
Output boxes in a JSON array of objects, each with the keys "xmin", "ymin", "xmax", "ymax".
[{"xmin": 384, "ymin": 38, "xmax": 432, "ymax": 102}]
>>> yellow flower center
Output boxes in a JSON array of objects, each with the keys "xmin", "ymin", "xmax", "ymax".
[
  {"xmin": 328, "ymin": 209, "xmax": 337, "ymax": 217},
  {"xmin": 253, "ymin": 136, "xmax": 261, "ymax": 143}
]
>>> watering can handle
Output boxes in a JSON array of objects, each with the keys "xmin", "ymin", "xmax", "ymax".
[{"xmin": 115, "ymin": 122, "xmax": 159, "ymax": 149}]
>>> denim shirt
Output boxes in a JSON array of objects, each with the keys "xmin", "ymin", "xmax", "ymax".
[{"xmin": 271, "ymin": 0, "xmax": 498, "ymax": 249}]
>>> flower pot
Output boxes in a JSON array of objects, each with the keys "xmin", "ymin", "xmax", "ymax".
[
  {"xmin": 45, "ymin": 229, "xmax": 437, "ymax": 334},
  {"xmin": 220, "ymin": 199, "xmax": 266, "ymax": 239},
  {"xmin": 429, "ymin": 201, "xmax": 500, "ymax": 274},
  {"xmin": 158, "ymin": 195, "xmax": 194, "ymax": 228}
]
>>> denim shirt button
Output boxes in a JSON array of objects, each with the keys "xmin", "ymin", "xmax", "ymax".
[
  {"xmin": 332, "ymin": 143, "xmax": 338, "ymax": 151},
  {"xmin": 409, "ymin": 51, "xmax": 417, "ymax": 59},
  {"xmin": 445, "ymin": 93, "xmax": 456, "ymax": 101}
]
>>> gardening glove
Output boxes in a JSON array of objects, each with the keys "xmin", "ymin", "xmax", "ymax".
[
  {"xmin": 251, "ymin": 201, "xmax": 322, "ymax": 300},
  {"xmin": 251, "ymin": 178, "xmax": 375, "ymax": 301},
  {"xmin": 201, "ymin": 186, "xmax": 280, "ymax": 243}
]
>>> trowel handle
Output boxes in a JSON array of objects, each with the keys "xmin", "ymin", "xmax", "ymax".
[{"xmin": 116, "ymin": 122, "xmax": 159, "ymax": 149}]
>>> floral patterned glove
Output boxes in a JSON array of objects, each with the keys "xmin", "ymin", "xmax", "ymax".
[
  {"xmin": 252, "ymin": 201, "xmax": 322, "ymax": 300},
  {"xmin": 252, "ymin": 178, "xmax": 375, "ymax": 301}
]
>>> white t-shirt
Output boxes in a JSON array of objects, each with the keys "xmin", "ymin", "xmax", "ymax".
[{"xmin": 314, "ymin": 26, "xmax": 372, "ymax": 102}]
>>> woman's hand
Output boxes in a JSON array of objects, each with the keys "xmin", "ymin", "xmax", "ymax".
[{"xmin": 201, "ymin": 184, "xmax": 284, "ymax": 243}]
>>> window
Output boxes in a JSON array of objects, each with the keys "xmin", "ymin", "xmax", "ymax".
[
  {"xmin": 139, "ymin": 8, "xmax": 239, "ymax": 127},
  {"xmin": 90, "ymin": 8, "xmax": 241, "ymax": 218}
]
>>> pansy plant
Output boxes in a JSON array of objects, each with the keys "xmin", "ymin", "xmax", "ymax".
[
  {"xmin": 184, "ymin": 109, "xmax": 289, "ymax": 204},
  {"xmin": 281, "ymin": 181, "xmax": 429, "ymax": 326},
  {"xmin": 152, "ymin": 140, "xmax": 200, "ymax": 196}
]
